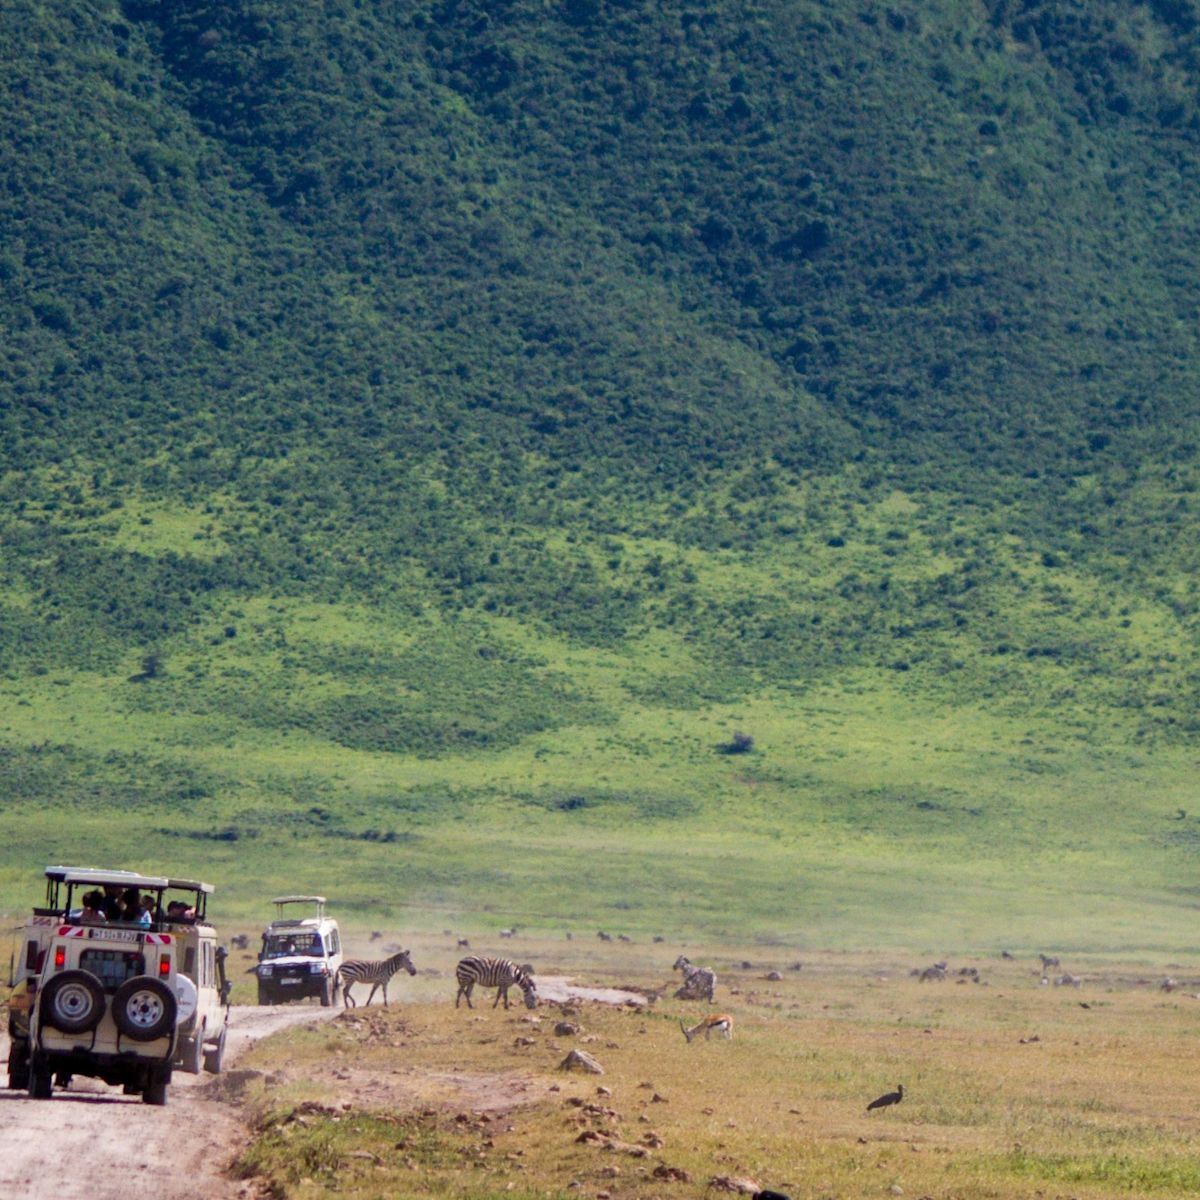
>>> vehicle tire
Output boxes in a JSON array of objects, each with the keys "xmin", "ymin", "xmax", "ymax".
[
  {"xmin": 181, "ymin": 1021, "xmax": 205, "ymax": 1074},
  {"xmin": 203, "ymin": 1026, "xmax": 226, "ymax": 1075},
  {"xmin": 143, "ymin": 1068, "xmax": 169, "ymax": 1106},
  {"xmin": 320, "ymin": 977, "xmax": 333, "ymax": 1007},
  {"xmin": 40, "ymin": 969, "xmax": 106, "ymax": 1035},
  {"xmin": 257, "ymin": 981, "xmax": 274, "ymax": 1006},
  {"xmin": 7, "ymin": 1039, "xmax": 30, "ymax": 1091},
  {"xmin": 112, "ymin": 976, "xmax": 176, "ymax": 1041},
  {"xmin": 28, "ymin": 1057, "xmax": 52, "ymax": 1100}
]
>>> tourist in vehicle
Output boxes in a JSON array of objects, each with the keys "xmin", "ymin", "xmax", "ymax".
[
  {"xmin": 79, "ymin": 891, "xmax": 107, "ymax": 924},
  {"xmin": 166, "ymin": 900, "xmax": 196, "ymax": 923},
  {"xmin": 101, "ymin": 883, "xmax": 125, "ymax": 920},
  {"xmin": 126, "ymin": 891, "xmax": 153, "ymax": 927}
]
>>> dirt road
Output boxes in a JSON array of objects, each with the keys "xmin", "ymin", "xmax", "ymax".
[
  {"xmin": 0, "ymin": 1005, "xmax": 337, "ymax": 1200},
  {"xmin": 0, "ymin": 977, "xmax": 645, "ymax": 1199}
]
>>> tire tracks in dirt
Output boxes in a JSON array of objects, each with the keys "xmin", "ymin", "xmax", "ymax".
[
  {"xmin": 0, "ymin": 979, "xmax": 645, "ymax": 1199},
  {"xmin": 0, "ymin": 1005, "xmax": 337, "ymax": 1200}
]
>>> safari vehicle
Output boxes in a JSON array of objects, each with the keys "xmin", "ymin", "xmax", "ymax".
[
  {"xmin": 6, "ymin": 865, "xmax": 230, "ymax": 1105},
  {"xmin": 254, "ymin": 895, "xmax": 343, "ymax": 1006}
]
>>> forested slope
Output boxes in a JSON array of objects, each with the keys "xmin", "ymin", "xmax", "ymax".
[{"xmin": 2, "ymin": 0, "xmax": 1200, "ymax": 942}]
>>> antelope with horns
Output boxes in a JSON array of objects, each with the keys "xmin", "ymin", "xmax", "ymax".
[{"xmin": 680, "ymin": 1013, "xmax": 734, "ymax": 1042}]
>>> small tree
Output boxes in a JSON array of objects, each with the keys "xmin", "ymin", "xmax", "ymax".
[
  {"xmin": 717, "ymin": 731, "xmax": 755, "ymax": 755},
  {"xmin": 129, "ymin": 652, "xmax": 164, "ymax": 683}
]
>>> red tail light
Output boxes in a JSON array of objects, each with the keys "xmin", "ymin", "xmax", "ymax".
[
  {"xmin": 159, "ymin": 953, "xmax": 171, "ymax": 977},
  {"xmin": 54, "ymin": 947, "xmax": 66, "ymax": 970}
]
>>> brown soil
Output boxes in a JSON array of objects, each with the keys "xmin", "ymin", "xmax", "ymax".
[{"xmin": 0, "ymin": 978, "xmax": 647, "ymax": 1198}]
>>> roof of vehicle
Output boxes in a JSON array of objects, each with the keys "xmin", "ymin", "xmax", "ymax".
[
  {"xmin": 267, "ymin": 917, "xmax": 335, "ymax": 930},
  {"xmin": 271, "ymin": 895, "xmax": 327, "ymax": 905},
  {"xmin": 45, "ymin": 865, "xmax": 171, "ymax": 889},
  {"xmin": 167, "ymin": 878, "xmax": 215, "ymax": 894}
]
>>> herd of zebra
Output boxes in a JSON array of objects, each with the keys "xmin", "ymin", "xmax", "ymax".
[
  {"xmin": 330, "ymin": 949, "xmax": 717, "ymax": 1012},
  {"xmin": 333, "ymin": 950, "xmax": 540, "ymax": 1011}
]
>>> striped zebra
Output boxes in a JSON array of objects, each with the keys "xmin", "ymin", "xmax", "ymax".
[
  {"xmin": 673, "ymin": 955, "xmax": 717, "ymax": 1002},
  {"xmin": 455, "ymin": 956, "xmax": 538, "ymax": 1010},
  {"xmin": 337, "ymin": 949, "xmax": 417, "ymax": 1008}
]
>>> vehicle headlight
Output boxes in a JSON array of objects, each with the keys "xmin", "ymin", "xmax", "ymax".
[
  {"xmin": 309, "ymin": 961, "xmax": 328, "ymax": 974},
  {"xmin": 259, "ymin": 964, "xmax": 273, "ymax": 977}
]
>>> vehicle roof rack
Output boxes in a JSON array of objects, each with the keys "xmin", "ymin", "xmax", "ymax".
[
  {"xmin": 271, "ymin": 894, "xmax": 327, "ymax": 920},
  {"xmin": 44, "ymin": 865, "xmax": 171, "ymax": 889},
  {"xmin": 168, "ymin": 878, "xmax": 215, "ymax": 894}
]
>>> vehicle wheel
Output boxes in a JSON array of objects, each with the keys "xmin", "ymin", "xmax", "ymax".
[
  {"xmin": 7, "ymin": 1039, "xmax": 30, "ymax": 1091},
  {"xmin": 203, "ymin": 1026, "xmax": 226, "ymax": 1075},
  {"xmin": 257, "ymin": 982, "xmax": 274, "ymax": 1006},
  {"xmin": 112, "ymin": 976, "xmax": 177, "ymax": 1041},
  {"xmin": 320, "ymin": 978, "xmax": 333, "ymax": 1007},
  {"xmin": 181, "ymin": 1021, "xmax": 205, "ymax": 1074},
  {"xmin": 28, "ymin": 1058, "xmax": 52, "ymax": 1100},
  {"xmin": 143, "ymin": 1069, "xmax": 168, "ymax": 1106},
  {"xmin": 40, "ymin": 969, "xmax": 106, "ymax": 1035}
]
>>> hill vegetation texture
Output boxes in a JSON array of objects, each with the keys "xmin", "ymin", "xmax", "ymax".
[{"xmin": 2, "ymin": 0, "xmax": 1200, "ymax": 951}]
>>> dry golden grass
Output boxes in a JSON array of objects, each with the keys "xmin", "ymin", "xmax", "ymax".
[{"xmin": 229, "ymin": 933, "xmax": 1200, "ymax": 1200}]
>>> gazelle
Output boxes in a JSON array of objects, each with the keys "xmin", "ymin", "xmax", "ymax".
[{"xmin": 680, "ymin": 1013, "xmax": 733, "ymax": 1042}]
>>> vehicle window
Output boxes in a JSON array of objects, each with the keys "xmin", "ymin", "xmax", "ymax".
[
  {"xmin": 184, "ymin": 945, "xmax": 196, "ymax": 977},
  {"xmin": 25, "ymin": 939, "xmax": 39, "ymax": 970},
  {"xmin": 265, "ymin": 932, "xmax": 322, "ymax": 958},
  {"xmin": 81, "ymin": 949, "xmax": 144, "ymax": 990},
  {"xmin": 330, "ymin": 930, "xmax": 340, "ymax": 954}
]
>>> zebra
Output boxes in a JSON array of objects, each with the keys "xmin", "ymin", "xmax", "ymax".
[
  {"xmin": 455, "ymin": 956, "xmax": 538, "ymax": 1010},
  {"xmin": 673, "ymin": 955, "xmax": 717, "ymax": 1002},
  {"xmin": 337, "ymin": 949, "xmax": 417, "ymax": 1008}
]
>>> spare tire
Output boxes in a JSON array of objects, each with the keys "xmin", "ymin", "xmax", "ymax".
[
  {"xmin": 40, "ymin": 970, "xmax": 106, "ymax": 1035},
  {"xmin": 112, "ymin": 976, "xmax": 177, "ymax": 1041}
]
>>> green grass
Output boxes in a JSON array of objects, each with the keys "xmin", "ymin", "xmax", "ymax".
[
  {"xmin": 5, "ymin": 0, "xmax": 1200, "ymax": 964},
  {"xmin": 2, "ymin": 624, "xmax": 1197, "ymax": 954}
]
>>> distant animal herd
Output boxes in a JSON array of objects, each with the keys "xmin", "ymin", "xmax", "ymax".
[{"xmin": 325, "ymin": 931, "xmax": 1138, "ymax": 1021}]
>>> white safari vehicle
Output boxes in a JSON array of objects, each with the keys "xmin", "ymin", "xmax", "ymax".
[
  {"xmin": 6, "ymin": 865, "xmax": 230, "ymax": 1105},
  {"xmin": 254, "ymin": 895, "xmax": 343, "ymax": 1006}
]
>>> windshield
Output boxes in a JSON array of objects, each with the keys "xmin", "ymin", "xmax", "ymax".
[{"xmin": 263, "ymin": 932, "xmax": 323, "ymax": 958}]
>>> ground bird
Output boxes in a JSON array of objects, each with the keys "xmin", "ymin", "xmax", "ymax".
[
  {"xmin": 866, "ymin": 1083, "xmax": 904, "ymax": 1111},
  {"xmin": 755, "ymin": 1192, "xmax": 793, "ymax": 1200}
]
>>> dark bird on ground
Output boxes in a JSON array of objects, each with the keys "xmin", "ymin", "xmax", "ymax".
[
  {"xmin": 755, "ymin": 1191, "xmax": 793, "ymax": 1200},
  {"xmin": 866, "ymin": 1083, "xmax": 904, "ymax": 1111}
]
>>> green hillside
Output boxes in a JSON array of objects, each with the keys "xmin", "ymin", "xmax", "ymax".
[{"xmin": 2, "ymin": 0, "xmax": 1199, "ymax": 952}]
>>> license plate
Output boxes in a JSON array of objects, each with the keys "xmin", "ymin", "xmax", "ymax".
[
  {"xmin": 279, "ymin": 977, "xmax": 301, "ymax": 985},
  {"xmin": 91, "ymin": 928, "xmax": 142, "ymax": 943}
]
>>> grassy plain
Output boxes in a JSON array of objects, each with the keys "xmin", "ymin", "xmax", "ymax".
[
  {"xmin": 225, "ymin": 932, "xmax": 1200, "ymax": 1200},
  {"xmin": 1, "ymin": 645, "xmax": 1197, "ymax": 957}
]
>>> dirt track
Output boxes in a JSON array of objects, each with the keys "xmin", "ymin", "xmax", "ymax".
[
  {"xmin": 0, "ymin": 1005, "xmax": 337, "ymax": 1200},
  {"xmin": 0, "ymin": 977, "xmax": 644, "ymax": 1199}
]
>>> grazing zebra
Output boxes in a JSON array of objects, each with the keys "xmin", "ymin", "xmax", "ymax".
[
  {"xmin": 337, "ymin": 949, "xmax": 417, "ymax": 1008},
  {"xmin": 455, "ymin": 956, "xmax": 538, "ymax": 1010},
  {"xmin": 673, "ymin": 955, "xmax": 717, "ymax": 1002}
]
